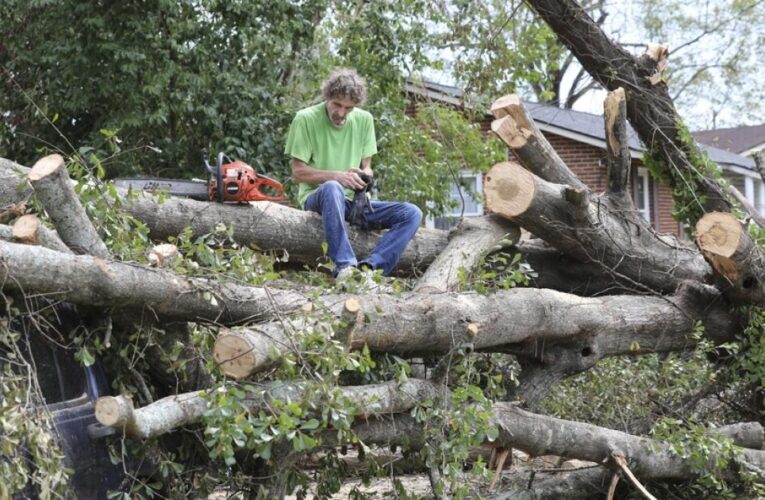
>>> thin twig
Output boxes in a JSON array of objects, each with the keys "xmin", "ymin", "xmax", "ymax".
[{"xmin": 611, "ymin": 451, "xmax": 657, "ymax": 500}]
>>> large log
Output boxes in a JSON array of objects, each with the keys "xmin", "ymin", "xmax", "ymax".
[
  {"xmin": 0, "ymin": 158, "xmax": 446, "ymax": 274},
  {"xmin": 524, "ymin": 0, "xmax": 765, "ymax": 306},
  {"xmin": 0, "ymin": 240, "xmax": 308, "ymax": 324},
  {"xmin": 696, "ymin": 212, "xmax": 765, "ymax": 303},
  {"xmin": 213, "ymin": 281, "xmax": 738, "ymax": 380},
  {"xmin": 94, "ymin": 379, "xmax": 441, "ymax": 439},
  {"xmin": 121, "ymin": 194, "xmax": 445, "ymax": 274},
  {"xmin": 414, "ymin": 215, "xmax": 520, "ymax": 293},
  {"xmin": 95, "ymin": 378, "xmax": 765, "ymax": 487},
  {"xmin": 524, "ymin": 0, "xmax": 731, "ymax": 217},
  {"xmin": 484, "ymin": 160, "xmax": 712, "ymax": 294}
]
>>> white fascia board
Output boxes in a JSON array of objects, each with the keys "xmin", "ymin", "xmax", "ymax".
[{"xmin": 721, "ymin": 164, "xmax": 760, "ymax": 178}]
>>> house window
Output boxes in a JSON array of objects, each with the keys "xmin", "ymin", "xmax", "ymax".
[
  {"xmin": 634, "ymin": 167, "xmax": 651, "ymax": 223},
  {"xmin": 431, "ymin": 171, "xmax": 483, "ymax": 230}
]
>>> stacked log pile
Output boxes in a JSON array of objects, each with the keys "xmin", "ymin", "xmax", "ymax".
[
  {"xmin": 4, "ymin": 12, "xmax": 765, "ymax": 490},
  {"xmin": 3, "ymin": 79, "xmax": 764, "ymax": 497}
]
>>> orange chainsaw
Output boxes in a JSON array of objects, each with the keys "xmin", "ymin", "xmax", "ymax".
[
  {"xmin": 115, "ymin": 150, "xmax": 286, "ymax": 203},
  {"xmin": 202, "ymin": 150, "xmax": 285, "ymax": 203}
]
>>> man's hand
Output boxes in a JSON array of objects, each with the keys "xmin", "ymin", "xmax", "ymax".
[{"xmin": 336, "ymin": 170, "xmax": 368, "ymax": 191}]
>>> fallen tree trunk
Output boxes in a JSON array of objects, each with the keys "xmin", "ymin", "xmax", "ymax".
[
  {"xmin": 484, "ymin": 160, "xmax": 712, "ymax": 294},
  {"xmin": 0, "ymin": 158, "xmax": 447, "ymax": 273},
  {"xmin": 213, "ymin": 281, "xmax": 738, "ymax": 381},
  {"xmin": 524, "ymin": 0, "xmax": 765, "ymax": 307},
  {"xmin": 96, "ymin": 378, "xmax": 765, "ymax": 486},
  {"xmin": 94, "ymin": 378, "xmax": 441, "ymax": 439},
  {"xmin": 0, "ymin": 240, "xmax": 308, "ymax": 324},
  {"xmin": 414, "ymin": 215, "xmax": 519, "ymax": 293},
  {"xmin": 524, "ymin": 0, "xmax": 731, "ymax": 216}
]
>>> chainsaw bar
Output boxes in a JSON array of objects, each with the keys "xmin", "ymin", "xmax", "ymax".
[{"xmin": 114, "ymin": 178, "xmax": 209, "ymax": 201}]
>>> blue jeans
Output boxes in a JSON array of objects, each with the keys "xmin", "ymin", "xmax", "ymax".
[{"xmin": 304, "ymin": 181, "xmax": 422, "ymax": 276}]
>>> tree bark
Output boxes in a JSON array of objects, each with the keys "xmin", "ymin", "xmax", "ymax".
[
  {"xmin": 525, "ymin": 0, "xmax": 731, "ymax": 217},
  {"xmin": 491, "ymin": 402, "xmax": 765, "ymax": 482},
  {"xmin": 27, "ymin": 154, "xmax": 110, "ymax": 258},
  {"xmin": 512, "ymin": 281, "xmax": 735, "ymax": 408},
  {"xmin": 414, "ymin": 215, "xmax": 520, "ymax": 293},
  {"xmin": 516, "ymin": 239, "xmax": 632, "ymax": 295},
  {"xmin": 0, "ymin": 240, "xmax": 308, "ymax": 324},
  {"xmin": 696, "ymin": 211, "xmax": 765, "ymax": 303},
  {"xmin": 213, "ymin": 281, "xmax": 738, "ymax": 380},
  {"xmin": 484, "ymin": 160, "xmax": 712, "ymax": 294},
  {"xmin": 94, "ymin": 378, "xmax": 441, "ymax": 439},
  {"xmin": 0, "ymin": 158, "xmax": 447, "ymax": 274}
]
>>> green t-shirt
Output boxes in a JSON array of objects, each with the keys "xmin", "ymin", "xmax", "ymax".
[{"xmin": 284, "ymin": 102, "xmax": 378, "ymax": 207}]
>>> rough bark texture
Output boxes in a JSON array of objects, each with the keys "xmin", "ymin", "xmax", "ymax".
[
  {"xmin": 516, "ymin": 239, "xmax": 633, "ymax": 295},
  {"xmin": 95, "ymin": 379, "xmax": 441, "ymax": 439},
  {"xmin": 525, "ymin": 0, "xmax": 731, "ymax": 215},
  {"xmin": 213, "ymin": 282, "xmax": 738, "ymax": 380},
  {"xmin": 414, "ymin": 215, "xmax": 520, "ymax": 293},
  {"xmin": 0, "ymin": 159, "xmax": 447, "ymax": 274},
  {"xmin": 27, "ymin": 154, "xmax": 110, "ymax": 258},
  {"xmin": 0, "ymin": 240, "xmax": 308, "ymax": 324},
  {"xmin": 484, "ymin": 160, "xmax": 712, "ymax": 294}
]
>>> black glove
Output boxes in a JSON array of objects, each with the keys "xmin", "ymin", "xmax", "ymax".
[{"xmin": 348, "ymin": 173, "xmax": 374, "ymax": 229}]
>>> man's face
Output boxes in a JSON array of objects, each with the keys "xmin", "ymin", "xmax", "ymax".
[{"xmin": 326, "ymin": 96, "xmax": 357, "ymax": 128}]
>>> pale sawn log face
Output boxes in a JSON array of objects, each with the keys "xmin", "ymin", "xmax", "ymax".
[{"xmin": 696, "ymin": 212, "xmax": 765, "ymax": 303}]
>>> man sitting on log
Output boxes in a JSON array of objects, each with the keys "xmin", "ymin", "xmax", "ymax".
[{"xmin": 285, "ymin": 68, "xmax": 422, "ymax": 281}]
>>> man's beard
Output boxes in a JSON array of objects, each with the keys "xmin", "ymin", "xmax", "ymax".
[{"xmin": 330, "ymin": 114, "xmax": 346, "ymax": 126}]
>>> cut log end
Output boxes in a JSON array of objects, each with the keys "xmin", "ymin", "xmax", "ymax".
[
  {"xmin": 344, "ymin": 297, "xmax": 361, "ymax": 314},
  {"xmin": 12, "ymin": 214, "xmax": 40, "ymax": 244},
  {"xmin": 28, "ymin": 154, "xmax": 66, "ymax": 182},
  {"xmin": 491, "ymin": 116, "xmax": 531, "ymax": 149},
  {"xmin": 95, "ymin": 395, "xmax": 134, "ymax": 428},
  {"xmin": 490, "ymin": 94, "xmax": 523, "ymax": 120},
  {"xmin": 485, "ymin": 161, "xmax": 536, "ymax": 219},
  {"xmin": 696, "ymin": 212, "xmax": 745, "ymax": 282},
  {"xmin": 214, "ymin": 333, "xmax": 258, "ymax": 379}
]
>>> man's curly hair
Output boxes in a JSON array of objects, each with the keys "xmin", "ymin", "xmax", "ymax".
[{"xmin": 321, "ymin": 68, "xmax": 367, "ymax": 105}]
